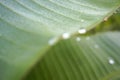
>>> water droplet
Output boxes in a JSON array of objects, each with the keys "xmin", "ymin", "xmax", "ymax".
[
  {"xmin": 78, "ymin": 28, "xmax": 86, "ymax": 34},
  {"xmin": 81, "ymin": 19, "xmax": 84, "ymax": 22},
  {"xmin": 62, "ymin": 33, "xmax": 70, "ymax": 39},
  {"xmin": 94, "ymin": 44, "xmax": 99, "ymax": 48},
  {"xmin": 109, "ymin": 59, "xmax": 115, "ymax": 64},
  {"xmin": 76, "ymin": 37, "xmax": 81, "ymax": 41},
  {"xmin": 48, "ymin": 37, "xmax": 57, "ymax": 46},
  {"xmin": 86, "ymin": 37, "xmax": 90, "ymax": 40},
  {"xmin": 104, "ymin": 17, "xmax": 108, "ymax": 21}
]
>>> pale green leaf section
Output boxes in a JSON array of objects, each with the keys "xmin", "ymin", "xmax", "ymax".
[
  {"xmin": 0, "ymin": 0, "xmax": 120, "ymax": 80},
  {"xmin": 25, "ymin": 32, "xmax": 120, "ymax": 80}
]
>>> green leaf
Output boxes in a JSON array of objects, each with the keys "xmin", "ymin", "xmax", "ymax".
[
  {"xmin": 25, "ymin": 32, "xmax": 120, "ymax": 80},
  {"xmin": 0, "ymin": 0, "xmax": 120, "ymax": 80}
]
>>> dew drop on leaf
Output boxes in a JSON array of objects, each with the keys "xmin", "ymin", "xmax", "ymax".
[
  {"xmin": 78, "ymin": 28, "xmax": 86, "ymax": 34},
  {"xmin": 48, "ymin": 37, "xmax": 57, "ymax": 46},
  {"xmin": 109, "ymin": 59, "xmax": 115, "ymax": 65},
  {"xmin": 62, "ymin": 33, "xmax": 70, "ymax": 39}
]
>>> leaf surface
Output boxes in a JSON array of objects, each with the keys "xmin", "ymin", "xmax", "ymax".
[{"xmin": 0, "ymin": 0, "xmax": 120, "ymax": 80}]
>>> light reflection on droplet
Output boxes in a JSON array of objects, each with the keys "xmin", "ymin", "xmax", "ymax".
[
  {"xmin": 62, "ymin": 32, "xmax": 70, "ymax": 39},
  {"xmin": 78, "ymin": 28, "xmax": 86, "ymax": 34},
  {"xmin": 48, "ymin": 37, "xmax": 57, "ymax": 46},
  {"xmin": 76, "ymin": 37, "xmax": 81, "ymax": 41},
  {"xmin": 109, "ymin": 59, "xmax": 115, "ymax": 65}
]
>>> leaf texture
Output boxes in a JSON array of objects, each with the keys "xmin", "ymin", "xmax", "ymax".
[{"xmin": 0, "ymin": 0, "xmax": 120, "ymax": 80}]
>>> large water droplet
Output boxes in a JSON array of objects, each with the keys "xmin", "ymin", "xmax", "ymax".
[
  {"xmin": 78, "ymin": 28, "xmax": 86, "ymax": 34},
  {"xmin": 76, "ymin": 37, "xmax": 81, "ymax": 41},
  {"xmin": 62, "ymin": 33, "xmax": 70, "ymax": 39},
  {"xmin": 48, "ymin": 37, "xmax": 57, "ymax": 46},
  {"xmin": 109, "ymin": 59, "xmax": 115, "ymax": 65}
]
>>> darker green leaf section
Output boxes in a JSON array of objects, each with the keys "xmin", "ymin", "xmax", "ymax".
[{"xmin": 25, "ymin": 32, "xmax": 120, "ymax": 80}]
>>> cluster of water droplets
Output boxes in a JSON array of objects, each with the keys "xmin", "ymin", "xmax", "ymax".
[
  {"xmin": 76, "ymin": 36, "xmax": 91, "ymax": 42},
  {"xmin": 76, "ymin": 28, "xmax": 87, "ymax": 42},
  {"xmin": 48, "ymin": 32, "xmax": 71, "ymax": 46},
  {"xmin": 48, "ymin": 28, "xmax": 88, "ymax": 46}
]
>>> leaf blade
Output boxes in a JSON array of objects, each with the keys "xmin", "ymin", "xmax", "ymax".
[{"xmin": 0, "ymin": 0, "xmax": 120, "ymax": 80}]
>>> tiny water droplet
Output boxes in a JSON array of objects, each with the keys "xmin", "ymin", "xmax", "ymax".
[
  {"xmin": 48, "ymin": 37, "xmax": 57, "ymax": 46},
  {"xmin": 78, "ymin": 28, "xmax": 86, "ymax": 34},
  {"xmin": 109, "ymin": 59, "xmax": 115, "ymax": 65},
  {"xmin": 62, "ymin": 32, "xmax": 70, "ymax": 39},
  {"xmin": 104, "ymin": 17, "xmax": 108, "ymax": 21},
  {"xmin": 81, "ymin": 19, "xmax": 84, "ymax": 22},
  {"xmin": 86, "ymin": 37, "xmax": 90, "ymax": 40},
  {"xmin": 94, "ymin": 44, "xmax": 99, "ymax": 48},
  {"xmin": 76, "ymin": 37, "xmax": 81, "ymax": 41}
]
